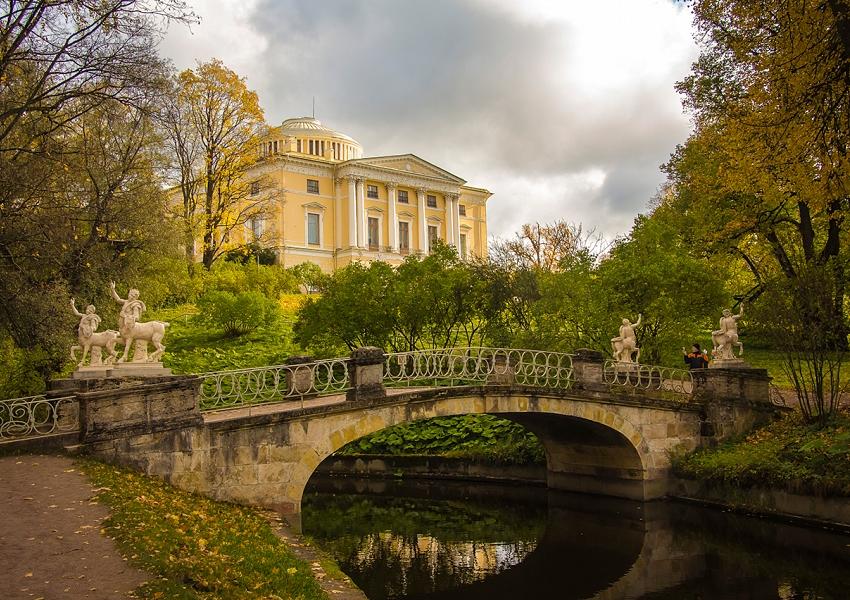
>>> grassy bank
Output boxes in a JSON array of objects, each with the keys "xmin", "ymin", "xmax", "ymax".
[
  {"xmin": 672, "ymin": 411, "xmax": 850, "ymax": 497},
  {"xmin": 81, "ymin": 460, "xmax": 331, "ymax": 599}
]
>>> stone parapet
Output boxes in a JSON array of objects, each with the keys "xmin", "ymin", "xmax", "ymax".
[
  {"xmin": 74, "ymin": 376, "xmax": 202, "ymax": 443},
  {"xmin": 572, "ymin": 348, "xmax": 605, "ymax": 387},
  {"xmin": 346, "ymin": 346, "xmax": 386, "ymax": 402}
]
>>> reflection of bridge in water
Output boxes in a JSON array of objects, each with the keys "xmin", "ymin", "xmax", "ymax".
[
  {"xmin": 1, "ymin": 347, "xmax": 777, "ymax": 520},
  {"xmin": 304, "ymin": 476, "xmax": 850, "ymax": 600}
]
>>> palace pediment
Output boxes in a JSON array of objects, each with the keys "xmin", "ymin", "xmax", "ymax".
[{"xmin": 352, "ymin": 154, "xmax": 466, "ymax": 184}]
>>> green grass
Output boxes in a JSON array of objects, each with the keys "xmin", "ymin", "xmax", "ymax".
[
  {"xmin": 80, "ymin": 460, "xmax": 329, "ymax": 600},
  {"xmin": 672, "ymin": 411, "xmax": 850, "ymax": 497},
  {"xmin": 150, "ymin": 303, "xmax": 308, "ymax": 375},
  {"xmin": 742, "ymin": 346, "xmax": 850, "ymax": 389}
]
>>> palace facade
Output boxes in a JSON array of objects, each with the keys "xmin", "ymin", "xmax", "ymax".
[{"xmin": 238, "ymin": 116, "xmax": 491, "ymax": 271}]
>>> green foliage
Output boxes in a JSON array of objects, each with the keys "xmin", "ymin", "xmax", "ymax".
[
  {"xmin": 672, "ymin": 411, "xmax": 850, "ymax": 497},
  {"xmin": 196, "ymin": 291, "xmax": 280, "ymax": 338},
  {"xmin": 224, "ymin": 242, "xmax": 277, "ymax": 266},
  {"xmin": 150, "ymin": 305, "xmax": 302, "ymax": 374},
  {"xmin": 294, "ymin": 243, "xmax": 513, "ymax": 353},
  {"xmin": 336, "ymin": 415, "xmax": 545, "ymax": 465},
  {"xmin": 288, "ymin": 262, "xmax": 328, "ymax": 293},
  {"xmin": 81, "ymin": 460, "xmax": 328, "ymax": 600},
  {"xmin": 204, "ymin": 261, "xmax": 298, "ymax": 300},
  {"xmin": 0, "ymin": 336, "xmax": 51, "ymax": 398}
]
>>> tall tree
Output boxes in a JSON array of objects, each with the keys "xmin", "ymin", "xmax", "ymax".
[
  {"xmin": 669, "ymin": 0, "xmax": 850, "ymax": 333},
  {"xmin": 165, "ymin": 60, "xmax": 271, "ymax": 270},
  {"xmin": 490, "ymin": 220, "xmax": 607, "ymax": 272},
  {"xmin": 0, "ymin": 1, "xmax": 193, "ymax": 383}
]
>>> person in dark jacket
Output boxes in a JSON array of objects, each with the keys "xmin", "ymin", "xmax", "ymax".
[{"xmin": 682, "ymin": 344, "xmax": 709, "ymax": 369}]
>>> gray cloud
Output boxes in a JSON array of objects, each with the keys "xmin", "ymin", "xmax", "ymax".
[{"xmin": 240, "ymin": 0, "xmax": 694, "ymax": 237}]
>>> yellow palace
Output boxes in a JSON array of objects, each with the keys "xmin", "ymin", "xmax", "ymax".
[{"xmin": 243, "ymin": 116, "xmax": 491, "ymax": 271}]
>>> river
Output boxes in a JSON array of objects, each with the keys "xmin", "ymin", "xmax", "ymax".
[{"xmin": 302, "ymin": 476, "xmax": 850, "ymax": 600}]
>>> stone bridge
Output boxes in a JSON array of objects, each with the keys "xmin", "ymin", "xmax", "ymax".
[{"xmin": 3, "ymin": 347, "xmax": 777, "ymax": 519}]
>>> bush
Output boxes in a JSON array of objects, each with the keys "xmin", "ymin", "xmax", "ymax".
[
  {"xmin": 196, "ymin": 290, "xmax": 280, "ymax": 337},
  {"xmin": 224, "ymin": 242, "xmax": 277, "ymax": 266},
  {"xmin": 205, "ymin": 261, "xmax": 298, "ymax": 300}
]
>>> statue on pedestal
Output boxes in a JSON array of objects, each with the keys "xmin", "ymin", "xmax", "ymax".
[
  {"xmin": 712, "ymin": 304, "xmax": 744, "ymax": 360},
  {"xmin": 109, "ymin": 282, "xmax": 169, "ymax": 363},
  {"xmin": 70, "ymin": 299, "xmax": 119, "ymax": 367},
  {"xmin": 611, "ymin": 314, "xmax": 641, "ymax": 363}
]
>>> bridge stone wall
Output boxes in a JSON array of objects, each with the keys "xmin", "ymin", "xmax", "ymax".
[{"xmin": 76, "ymin": 348, "xmax": 777, "ymax": 517}]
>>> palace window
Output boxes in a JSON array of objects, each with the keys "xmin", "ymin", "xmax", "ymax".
[
  {"xmin": 307, "ymin": 213, "xmax": 320, "ymax": 245},
  {"xmin": 428, "ymin": 225, "xmax": 439, "ymax": 252},
  {"xmin": 367, "ymin": 184, "xmax": 378, "ymax": 199},
  {"xmin": 427, "ymin": 194, "xmax": 437, "ymax": 208},
  {"xmin": 459, "ymin": 204, "xmax": 466, "ymax": 216},
  {"xmin": 297, "ymin": 139, "xmax": 302, "ymax": 153},
  {"xmin": 368, "ymin": 217, "xmax": 380, "ymax": 251},
  {"xmin": 247, "ymin": 217, "xmax": 263, "ymax": 240},
  {"xmin": 398, "ymin": 221, "xmax": 410, "ymax": 254},
  {"xmin": 398, "ymin": 190, "xmax": 409, "ymax": 204},
  {"xmin": 250, "ymin": 181, "xmax": 260, "ymax": 196},
  {"xmin": 273, "ymin": 140, "xmax": 278, "ymax": 153},
  {"xmin": 460, "ymin": 233, "xmax": 468, "ymax": 259},
  {"xmin": 307, "ymin": 179, "xmax": 319, "ymax": 194}
]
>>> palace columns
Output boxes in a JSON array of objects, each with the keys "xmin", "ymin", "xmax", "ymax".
[
  {"xmin": 445, "ymin": 194, "xmax": 455, "ymax": 246},
  {"xmin": 355, "ymin": 177, "xmax": 366, "ymax": 249},
  {"xmin": 334, "ymin": 178, "xmax": 343, "ymax": 250},
  {"xmin": 347, "ymin": 176, "xmax": 357, "ymax": 249},
  {"xmin": 450, "ymin": 194, "xmax": 461, "ymax": 249},
  {"xmin": 416, "ymin": 188, "xmax": 427, "ymax": 254},
  {"xmin": 386, "ymin": 182, "xmax": 398, "ymax": 253}
]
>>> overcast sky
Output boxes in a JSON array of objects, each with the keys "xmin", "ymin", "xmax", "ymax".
[{"xmin": 161, "ymin": 0, "xmax": 698, "ymax": 240}]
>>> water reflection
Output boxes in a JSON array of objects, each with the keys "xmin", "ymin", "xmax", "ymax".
[{"xmin": 302, "ymin": 477, "xmax": 850, "ymax": 600}]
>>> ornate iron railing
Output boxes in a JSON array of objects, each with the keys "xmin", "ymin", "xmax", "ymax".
[
  {"xmin": 0, "ymin": 395, "xmax": 79, "ymax": 443},
  {"xmin": 384, "ymin": 347, "xmax": 574, "ymax": 389},
  {"xmin": 603, "ymin": 360, "xmax": 694, "ymax": 401},
  {"xmin": 198, "ymin": 357, "xmax": 351, "ymax": 411}
]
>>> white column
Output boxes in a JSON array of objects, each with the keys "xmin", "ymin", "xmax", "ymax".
[
  {"xmin": 451, "ymin": 194, "xmax": 461, "ymax": 249},
  {"xmin": 334, "ymin": 178, "xmax": 342, "ymax": 250},
  {"xmin": 416, "ymin": 188, "xmax": 427, "ymax": 254},
  {"xmin": 347, "ymin": 176, "xmax": 357, "ymax": 249},
  {"xmin": 356, "ymin": 177, "xmax": 366, "ymax": 248},
  {"xmin": 445, "ymin": 194, "xmax": 455, "ymax": 246},
  {"xmin": 387, "ymin": 182, "xmax": 398, "ymax": 253}
]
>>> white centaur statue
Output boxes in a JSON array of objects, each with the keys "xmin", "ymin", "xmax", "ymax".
[
  {"xmin": 611, "ymin": 314, "xmax": 641, "ymax": 363},
  {"xmin": 70, "ymin": 299, "xmax": 120, "ymax": 366},
  {"xmin": 109, "ymin": 282, "xmax": 169, "ymax": 363},
  {"xmin": 712, "ymin": 304, "xmax": 744, "ymax": 360}
]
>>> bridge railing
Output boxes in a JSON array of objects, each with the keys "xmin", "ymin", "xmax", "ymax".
[
  {"xmin": 0, "ymin": 394, "xmax": 79, "ymax": 444},
  {"xmin": 603, "ymin": 360, "xmax": 694, "ymax": 401},
  {"xmin": 198, "ymin": 356, "xmax": 350, "ymax": 411},
  {"xmin": 384, "ymin": 347, "xmax": 575, "ymax": 389}
]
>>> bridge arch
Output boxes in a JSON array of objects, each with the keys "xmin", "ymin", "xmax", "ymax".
[{"xmin": 280, "ymin": 390, "xmax": 662, "ymax": 515}]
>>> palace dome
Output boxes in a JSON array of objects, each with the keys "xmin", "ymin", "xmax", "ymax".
[{"xmin": 274, "ymin": 116, "xmax": 362, "ymax": 160}]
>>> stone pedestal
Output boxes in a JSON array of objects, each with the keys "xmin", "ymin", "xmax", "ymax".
[
  {"xmin": 285, "ymin": 355, "xmax": 315, "ymax": 397},
  {"xmin": 72, "ymin": 365, "xmax": 112, "ymax": 379},
  {"xmin": 710, "ymin": 358, "xmax": 750, "ymax": 369},
  {"xmin": 75, "ymin": 375, "xmax": 201, "ymax": 443},
  {"xmin": 573, "ymin": 348, "xmax": 604, "ymax": 387},
  {"xmin": 696, "ymin": 367, "xmax": 771, "ymax": 404},
  {"xmin": 486, "ymin": 353, "xmax": 516, "ymax": 385},
  {"xmin": 346, "ymin": 347, "xmax": 386, "ymax": 402},
  {"xmin": 111, "ymin": 362, "xmax": 172, "ymax": 378}
]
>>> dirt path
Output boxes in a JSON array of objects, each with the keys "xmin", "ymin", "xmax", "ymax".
[{"xmin": 0, "ymin": 454, "xmax": 148, "ymax": 600}]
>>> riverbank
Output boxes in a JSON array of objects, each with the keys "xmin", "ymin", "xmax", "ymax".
[{"xmin": 81, "ymin": 459, "xmax": 364, "ymax": 599}]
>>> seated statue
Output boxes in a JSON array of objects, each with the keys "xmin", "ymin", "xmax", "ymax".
[
  {"xmin": 712, "ymin": 304, "xmax": 744, "ymax": 360},
  {"xmin": 611, "ymin": 314, "xmax": 641, "ymax": 363}
]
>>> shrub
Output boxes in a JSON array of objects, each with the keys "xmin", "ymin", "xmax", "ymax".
[
  {"xmin": 196, "ymin": 290, "xmax": 280, "ymax": 337},
  {"xmin": 205, "ymin": 261, "xmax": 298, "ymax": 300}
]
